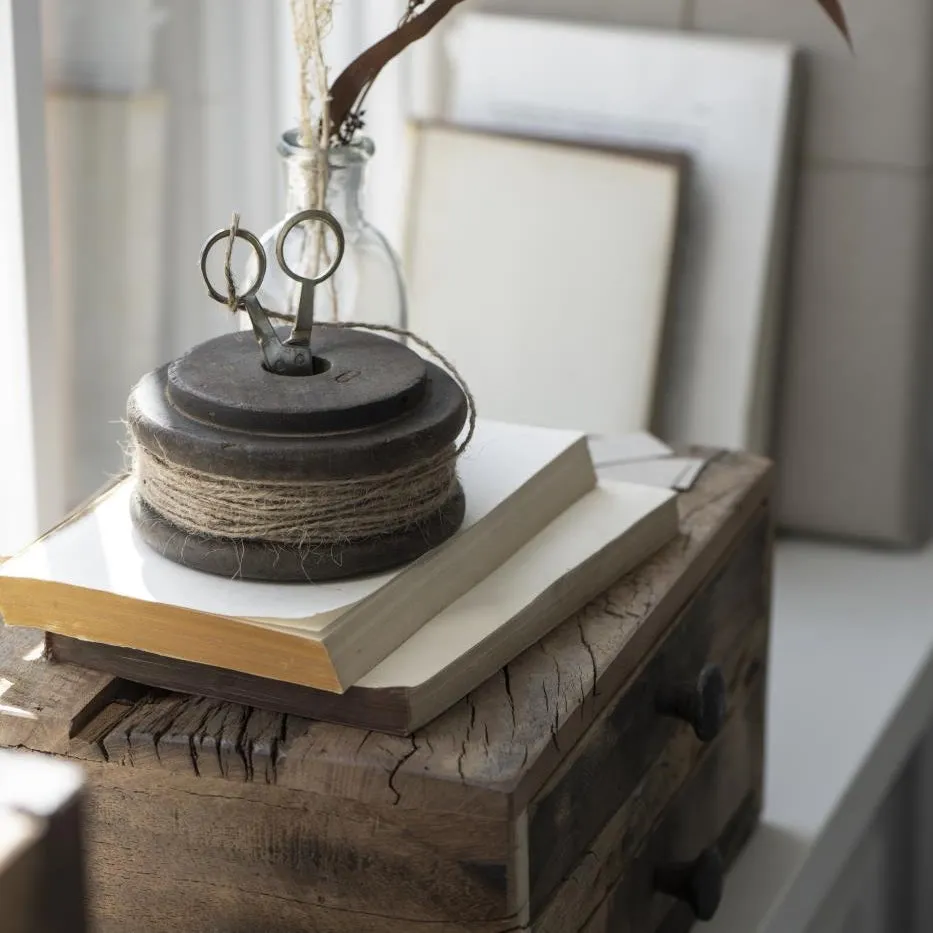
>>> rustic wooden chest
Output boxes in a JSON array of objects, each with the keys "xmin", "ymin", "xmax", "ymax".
[{"xmin": 0, "ymin": 451, "xmax": 771, "ymax": 933}]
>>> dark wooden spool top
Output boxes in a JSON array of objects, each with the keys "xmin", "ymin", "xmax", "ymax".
[{"xmin": 127, "ymin": 325, "xmax": 468, "ymax": 481}]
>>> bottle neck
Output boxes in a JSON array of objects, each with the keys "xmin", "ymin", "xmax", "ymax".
[{"xmin": 280, "ymin": 134, "xmax": 371, "ymax": 232}]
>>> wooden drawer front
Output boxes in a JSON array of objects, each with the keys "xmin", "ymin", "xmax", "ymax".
[
  {"xmin": 575, "ymin": 680, "xmax": 765, "ymax": 933},
  {"xmin": 527, "ymin": 515, "xmax": 769, "ymax": 916}
]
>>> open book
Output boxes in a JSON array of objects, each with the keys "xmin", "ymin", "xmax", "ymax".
[{"xmin": 0, "ymin": 421, "xmax": 596, "ymax": 692}]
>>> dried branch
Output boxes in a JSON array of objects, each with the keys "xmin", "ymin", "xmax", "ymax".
[
  {"xmin": 328, "ymin": 0, "xmax": 470, "ymax": 140},
  {"xmin": 325, "ymin": 0, "xmax": 851, "ymax": 143},
  {"xmin": 816, "ymin": 0, "xmax": 852, "ymax": 45}
]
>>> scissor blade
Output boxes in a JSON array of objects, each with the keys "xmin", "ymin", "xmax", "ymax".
[
  {"xmin": 240, "ymin": 295, "xmax": 284, "ymax": 369},
  {"xmin": 290, "ymin": 284, "xmax": 316, "ymax": 344}
]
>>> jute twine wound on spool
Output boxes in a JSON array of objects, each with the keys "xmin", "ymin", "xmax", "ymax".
[{"xmin": 133, "ymin": 443, "xmax": 459, "ymax": 546}]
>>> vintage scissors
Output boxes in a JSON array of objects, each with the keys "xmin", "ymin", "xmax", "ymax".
[{"xmin": 200, "ymin": 208, "xmax": 346, "ymax": 376}]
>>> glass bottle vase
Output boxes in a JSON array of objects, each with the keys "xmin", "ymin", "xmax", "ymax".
[{"xmin": 252, "ymin": 130, "xmax": 407, "ymax": 330}]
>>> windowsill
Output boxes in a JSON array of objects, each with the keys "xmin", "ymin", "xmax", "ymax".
[{"xmin": 706, "ymin": 537, "xmax": 933, "ymax": 931}]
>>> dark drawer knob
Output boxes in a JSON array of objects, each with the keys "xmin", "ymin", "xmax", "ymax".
[
  {"xmin": 656, "ymin": 663, "xmax": 727, "ymax": 742},
  {"xmin": 654, "ymin": 847, "xmax": 724, "ymax": 921}
]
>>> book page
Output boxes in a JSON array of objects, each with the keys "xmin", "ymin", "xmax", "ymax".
[{"xmin": 358, "ymin": 480, "xmax": 675, "ymax": 688}]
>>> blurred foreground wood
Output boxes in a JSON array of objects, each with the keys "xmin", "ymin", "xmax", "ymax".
[{"xmin": 0, "ymin": 749, "xmax": 87, "ymax": 933}]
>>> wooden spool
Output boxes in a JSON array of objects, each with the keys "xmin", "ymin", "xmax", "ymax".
[{"xmin": 128, "ymin": 326, "xmax": 467, "ymax": 583}]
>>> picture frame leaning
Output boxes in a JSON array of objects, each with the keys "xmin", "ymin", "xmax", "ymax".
[{"xmin": 404, "ymin": 121, "xmax": 688, "ymax": 437}]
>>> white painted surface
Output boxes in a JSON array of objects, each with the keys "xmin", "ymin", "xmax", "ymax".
[
  {"xmin": 34, "ymin": 1, "xmax": 291, "ymax": 505},
  {"xmin": 706, "ymin": 539, "xmax": 933, "ymax": 932},
  {"xmin": 164, "ymin": 0, "xmax": 283, "ymax": 357},
  {"xmin": 46, "ymin": 93, "xmax": 167, "ymax": 504},
  {"xmin": 40, "ymin": 0, "xmax": 165, "ymax": 93},
  {"xmin": 435, "ymin": 13, "xmax": 798, "ymax": 454},
  {"xmin": 0, "ymin": 0, "xmax": 65, "ymax": 554},
  {"xmin": 356, "ymin": 0, "xmax": 411, "ymax": 251}
]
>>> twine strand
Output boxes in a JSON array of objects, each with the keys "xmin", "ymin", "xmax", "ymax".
[
  {"xmin": 259, "ymin": 304, "xmax": 476, "ymax": 455},
  {"xmin": 332, "ymin": 321, "xmax": 477, "ymax": 454},
  {"xmin": 223, "ymin": 211, "xmax": 240, "ymax": 312},
  {"xmin": 214, "ymin": 246, "xmax": 476, "ymax": 455},
  {"xmin": 289, "ymin": 0, "xmax": 339, "ymax": 320}
]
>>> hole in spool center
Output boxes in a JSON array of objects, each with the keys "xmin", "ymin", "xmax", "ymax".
[{"xmin": 262, "ymin": 355, "xmax": 333, "ymax": 376}]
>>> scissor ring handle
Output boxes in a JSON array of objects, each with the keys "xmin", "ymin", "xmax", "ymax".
[
  {"xmin": 275, "ymin": 209, "xmax": 346, "ymax": 286},
  {"xmin": 200, "ymin": 227, "xmax": 266, "ymax": 304}
]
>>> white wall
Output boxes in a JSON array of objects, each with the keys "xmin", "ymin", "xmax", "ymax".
[{"xmin": 0, "ymin": 0, "xmax": 63, "ymax": 553}]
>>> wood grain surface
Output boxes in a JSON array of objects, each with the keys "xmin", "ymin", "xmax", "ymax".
[
  {"xmin": 81, "ymin": 764, "xmax": 512, "ymax": 929},
  {"xmin": 71, "ymin": 648, "xmax": 764, "ymax": 933}
]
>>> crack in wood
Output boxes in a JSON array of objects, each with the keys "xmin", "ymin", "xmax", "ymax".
[
  {"xmin": 457, "ymin": 739, "xmax": 468, "ymax": 784},
  {"xmin": 387, "ymin": 735, "xmax": 418, "ymax": 805},
  {"xmin": 539, "ymin": 643, "xmax": 562, "ymax": 754},
  {"xmin": 457, "ymin": 695, "xmax": 477, "ymax": 784},
  {"xmin": 578, "ymin": 623, "xmax": 600, "ymax": 700},
  {"xmin": 501, "ymin": 668, "xmax": 516, "ymax": 739},
  {"xmin": 236, "ymin": 707, "xmax": 253, "ymax": 782},
  {"xmin": 355, "ymin": 729, "xmax": 373, "ymax": 756},
  {"xmin": 181, "ymin": 700, "xmax": 221, "ymax": 778}
]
